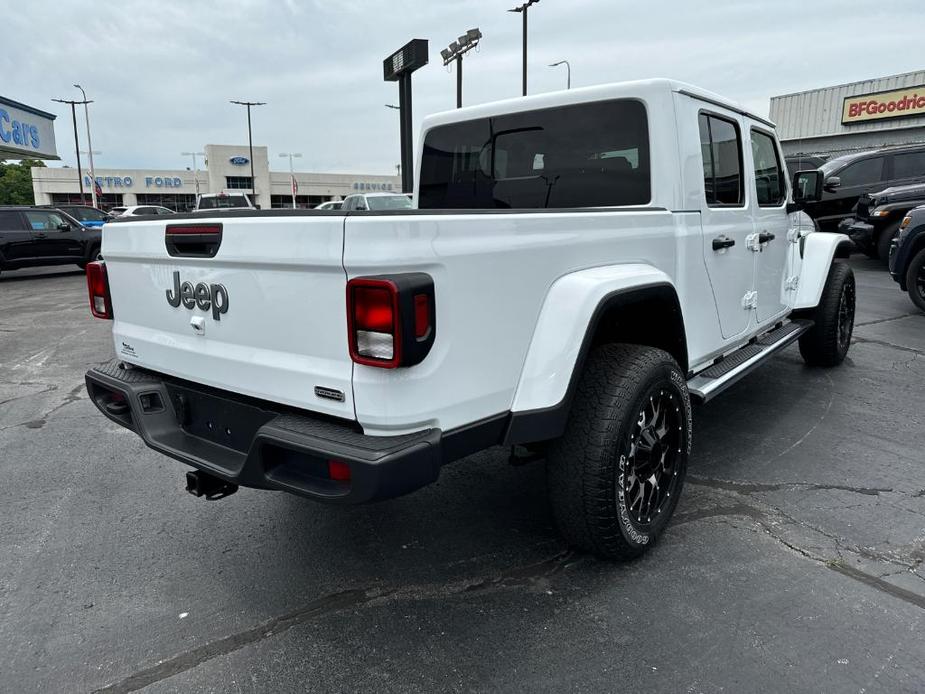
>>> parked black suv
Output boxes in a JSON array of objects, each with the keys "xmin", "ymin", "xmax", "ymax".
[
  {"xmin": 838, "ymin": 181, "xmax": 925, "ymax": 263},
  {"xmin": 39, "ymin": 204, "xmax": 111, "ymax": 228},
  {"xmin": 0, "ymin": 206, "xmax": 102, "ymax": 277},
  {"xmin": 802, "ymin": 145, "xmax": 925, "ymax": 233},
  {"xmin": 889, "ymin": 205, "xmax": 925, "ymax": 311}
]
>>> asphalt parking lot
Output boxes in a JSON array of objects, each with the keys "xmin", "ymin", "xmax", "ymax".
[{"xmin": 1, "ymin": 257, "xmax": 923, "ymax": 693}]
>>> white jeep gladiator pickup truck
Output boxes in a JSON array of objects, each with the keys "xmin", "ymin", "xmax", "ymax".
[{"xmin": 85, "ymin": 79, "xmax": 854, "ymax": 560}]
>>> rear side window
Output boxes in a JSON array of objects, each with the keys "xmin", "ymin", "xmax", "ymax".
[
  {"xmin": 419, "ymin": 99, "xmax": 650, "ymax": 209},
  {"xmin": 751, "ymin": 129, "xmax": 785, "ymax": 206},
  {"xmin": 0, "ymin": 210, "xmax": 24, "ymax": 230},
  {"xmin": 699, "ymin": 113, "xmax": 743, "ymax": 206},
  {"xmin": 892, "ymin": 151, "xmax": 925, "ymax": 179},
  {"xmin": 838, "ymin": 157, "xmax": 883, "ymax": 187}
]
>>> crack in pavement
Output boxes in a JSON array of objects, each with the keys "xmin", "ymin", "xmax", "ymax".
[
  {"xmin": 688, "ymin": 476, "xmax": 893, "ymax": 496},
  {"xmin": 852, "ymin": 336, "xmax": 925, "ymax": 357},
  {"xmin": 854, "ymin": 312, "xmax": 920, "ymax": 327},
  {"xmin": 92, "ymin": 551, "xmax": 577, "ymax": 694}
]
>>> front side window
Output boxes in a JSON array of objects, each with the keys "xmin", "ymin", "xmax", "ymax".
[
  {"xmin": 837, "ymin": 157, "xmax": 883, "ymax": 187},
  {"xmin": 699, "ymin": 113, "xmax": 743, "ymax": 206},
  {"xmin": 419, "ymin": 98, "xmax": 650, "ymax": 209},
  {"xmin": 751, "ymin": 130, "xmax": 785, "ymax": 206},
  {"xmin": 892, "ymin": 151, "xmax": 925, "ymax": 180},
  {"xmin": 24, "ymin": 210, "xmax": 67, "ymax": 230}
]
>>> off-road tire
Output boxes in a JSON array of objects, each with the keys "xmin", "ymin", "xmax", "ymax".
[
  {"xmin": 799, "ymin": 262, "xmax": 855, "ymax": 366},
  {"xmin": 905, "ymin": 247, "xmax": 925, "ymax": 313},
  {"xmin": 546, "ymin": 344, "xmax": 691, "ymax": 561},
  {"xmin": 876, "ymin": 222, "xmax": 900, "ymax": 267}
]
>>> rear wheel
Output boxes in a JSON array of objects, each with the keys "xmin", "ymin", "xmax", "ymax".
[
  {"xmin": 905, "ymin": 248, "xmax": 925, "ymax": 312},
  {"xmin": 78, "ymin": 244, "xmax": 102, "ymax": 269},
  {"xmin": 799, "ymin": 262, "xmax": 855, "ymax": 366},
  {"xmin": 876, "ymin": 223, "xmax": 900, "ymax": 267},
  {"xmin": 546, "ymin": 344, "xmax": 691, "ymax": 561}
]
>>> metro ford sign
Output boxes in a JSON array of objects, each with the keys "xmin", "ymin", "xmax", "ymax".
[{"xmin": 842, "ymin": 85, "xmax": 925, "ymax": 125}]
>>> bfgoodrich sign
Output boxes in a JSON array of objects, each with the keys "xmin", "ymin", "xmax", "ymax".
[{"xmin": 842, "ymin": 85, "xmax": 925, "ymax": 125}]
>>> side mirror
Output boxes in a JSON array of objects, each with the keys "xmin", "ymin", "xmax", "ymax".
[
  {"xmin": 823, "ymin": 176, "xmax": 841, "ymax": 192},
  {"xmin": 57, "ymin": 222, "xmax": 71, "ymax": 231},
  {"xmin": 791, "ymin": 169, "xmax": 824, "ymax": 206}
]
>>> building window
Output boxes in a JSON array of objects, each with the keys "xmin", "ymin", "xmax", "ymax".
[
  {"xmin": 135, "ymin": 193, "xmax": 197, "ymax": 213},
  {"xmin": 51, "ymin": 192, "xmax": 123, "ymax": 211},
  {"xmin": 226, "ymin": 176, "xmax": 253, "ymax": 190},
  {"xmin": 270, "ymin": 195, "xmax": 332, "ymax": 209}
]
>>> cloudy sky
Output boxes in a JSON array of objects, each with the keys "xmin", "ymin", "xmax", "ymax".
[{"xmin": 5, "ymin": 0, "xmax": 922, "ymax": 175}]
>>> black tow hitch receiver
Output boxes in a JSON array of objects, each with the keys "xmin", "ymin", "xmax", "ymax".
[{"xmin": 185, "ymin": 470, "xmax": 238, "ymax": 501}]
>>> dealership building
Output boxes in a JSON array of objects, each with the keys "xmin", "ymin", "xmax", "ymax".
[
  {"xmin": 769, "ymin": 69, "xmax": 925, "ymax": 160},
  {"xmin": 31, "ymin": 143, "xmax": 401, "ymax": 211}
]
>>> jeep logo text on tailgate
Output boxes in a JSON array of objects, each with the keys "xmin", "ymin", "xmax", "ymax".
[{"xmin": 166, "ymin": 271, "xmax": 229, "ymax": 320}]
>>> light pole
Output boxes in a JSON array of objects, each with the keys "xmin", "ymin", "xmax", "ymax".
[
  {"xmin": 230, "ymin": 100, "xmax": 265, "ymax": 205},
  {"xmin": 279, "ymin": 152, "xmax": 302, "ymax": 208},
  {"xmin": 508, "ymin": 0, "xmax": 539, "ymax": 96},
  {"xmin": 181, "ymin": 151, "xmax": 205, "ymax": 196},
  {"xmin": 549, "ymin": 60, "xmax": 571, "ymax": 89},
  {"xmin": 383, "ymin": 39, "xmax": 429, "ymax": 193},
  {"xmin": 74, "ymin": 85, "xmax": 98, "ymax": 208},
  {"xmin": 51, "ymin": 98, "xmax": 85, "ymax": 204},
  {"xmin": 440, "ymin": 28, "xmax": 482, "ymax": 109},
  {"xmin": 385, "ymin": 104, "xmax": 400, "ymax": 110}
]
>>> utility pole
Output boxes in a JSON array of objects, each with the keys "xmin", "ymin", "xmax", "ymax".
[
  {"xmin": 441, "ymin": 29, "xmax": 482, "ymax": 109},
  {"xmin": 74, "ymin": 85, "xmax": 97, "ymax": 207},
  {"xmin": 279, "ymin": 152, "xmax": 302, "ymax": 208},
  {"xmin": 383, "ymin": 39, "xmax": 428, "ymax": 193},
  {"xmin": 51, "ymin": 98, "xmax": 85, "ymax": 204},
  {"xmin": 230, "ymin": 100, "xmax": 265, "ymax": 205},
  {"xmin": 508, "ymin": 0, "xmax": 539, "ymax": 96}
]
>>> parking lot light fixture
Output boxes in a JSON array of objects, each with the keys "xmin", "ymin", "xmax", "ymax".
[
  {"xmin": 549, "ymin": 60, "xmax": 571, "ymax": 89},
  {"xmin": 74, "ymin": 85, "xmax": 98, "ymax": 207},
  {"xmin": 508, "ymin": 0, "xmax": 539, "ymax": 96},
  {"xmin": 230, "ymin": 100, "xmax": 266, "ymax": 204},
  {"xmin": 442, "ymin": 28, "xmax": 482, "ymax": 109},
  {"xmin": 51, "ymin": 98, "xmax": 86, "ymax": 204}
]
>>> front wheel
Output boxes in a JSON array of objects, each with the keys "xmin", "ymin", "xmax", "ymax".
[
  {"xmin": 876, "ymin": 223, "xmax": 900, "ymax": 267},
  {"xmin": 546, "ymin": 344, "xmax": 691, "ymax": 561},
  {"xmin": 799, "ymin": 262, "xmax": 855, "ymax": 367},
  {"xmin": 78, "ymin": 244, "xmax": 102, "ymax": 269},
  {"xmin": 905, "ymin": 248, "xmax": 925, "ymax": 313}
]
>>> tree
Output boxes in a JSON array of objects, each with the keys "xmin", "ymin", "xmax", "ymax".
[{"xmin": 0, "ymin": 159, "xmax": 46, "ymax": 205}]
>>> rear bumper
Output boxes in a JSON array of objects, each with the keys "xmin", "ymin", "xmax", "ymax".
[{"xmin": 85, "ymin": 361, "xmax": 442, "ymax": 504}]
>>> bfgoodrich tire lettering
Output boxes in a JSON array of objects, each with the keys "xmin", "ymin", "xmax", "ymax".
[{"xmin": 546, "ymin": 344, "xmax": 691, "ymax": 561}]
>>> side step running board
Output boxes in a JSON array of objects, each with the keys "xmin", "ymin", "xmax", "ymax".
[{"xmin": 687, "ymin": 319, "xmax": 813, "ymax": 402}]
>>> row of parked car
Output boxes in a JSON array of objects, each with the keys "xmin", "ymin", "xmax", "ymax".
[{"xmin": 784, "ymin": 143, "xmax": 925, "ymax": 310}]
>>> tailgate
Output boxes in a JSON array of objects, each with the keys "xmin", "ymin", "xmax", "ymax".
[{"xmin": 102, "ymin": 215, "xmax": 354, "ymax": 419}]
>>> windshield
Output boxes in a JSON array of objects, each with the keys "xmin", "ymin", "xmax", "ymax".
[
  {"xmin": 110, "ymin": 208, "xmax": 127, "ymax": 215},
  {"xmin": 198, "ymin": 195, "xmax": 250, "ymax": 209},
  {"xmin": 366, "ymin": 195, "xmax": 413, "ymax": 210}
]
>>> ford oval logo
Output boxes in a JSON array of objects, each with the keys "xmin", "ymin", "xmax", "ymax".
[{"xmin": 229, "ymin": 156, "xmax": 249, "ymax": 166}]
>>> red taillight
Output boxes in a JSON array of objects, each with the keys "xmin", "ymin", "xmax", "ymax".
[
  {"xmin": 347, "ymin": 274, "xmax": 436, "ymax": 369},
  {"xmin": 328, "ymin": 460, "xmax": 351, "ymax": 482},
  {"xmin": 414, "ymin": 294, "xmax": 430, "ymax": 339},
  {"xmin": 86, "ymin": 261, "xmax": 113, "ymax": 319},
  {"xmin": 348, "ymin": 279, "xmax": 401, "ymax": 368}
]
